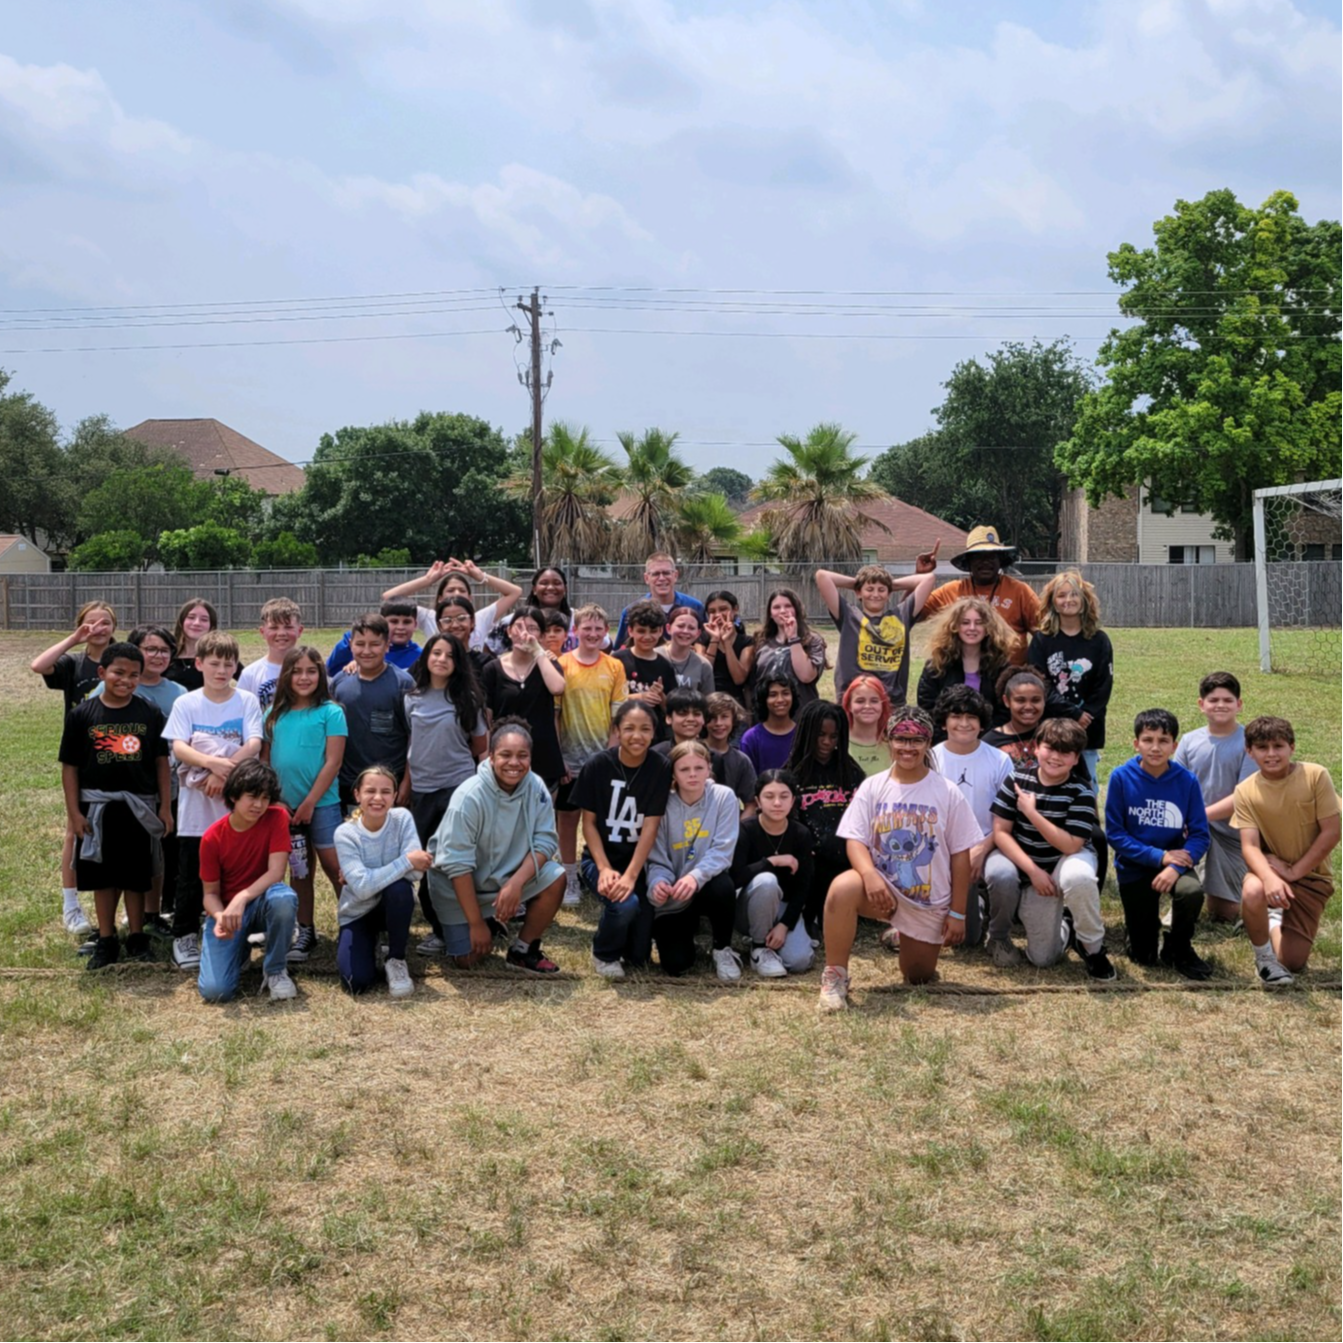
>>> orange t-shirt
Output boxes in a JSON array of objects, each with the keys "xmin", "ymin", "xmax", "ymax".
[{"xmin": 919, "ymin": 576, "xmax": 1040, "ymax": 663}]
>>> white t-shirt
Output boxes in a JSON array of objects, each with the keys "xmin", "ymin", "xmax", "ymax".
[
  {"xmin": 414, "ymin": 601, "xmax": 498, "ymax": 651},
  {"xmin": 837, "ymin": 768, "xmax": 982, "ymax": 909},
  {"xmin": 164, "ymin": 688, "xmax": 265, "ymax": 837},
  {"xmin": 237, "ymin": 656, "xmax": 284, "ymax": 711},
  {"xmin": 932, "ymin": 741, "xmax": 1014, "ymax": 833}
]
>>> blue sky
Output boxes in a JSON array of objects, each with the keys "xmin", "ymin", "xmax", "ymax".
[{"xmin": 1, "ymin": 0, "xmax": 1338, "ymax": 482}]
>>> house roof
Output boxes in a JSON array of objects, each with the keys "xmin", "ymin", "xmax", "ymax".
[
  {"xmin": 0, "ymin": 535, "xmax": 28, "ymax": 558},
  {"xmin": 734, "ymin": 492, "xmax": 968, "ymax": 563},
  {"xmin": 123, "ymin": 419, "xmax": 306, "ymax": 495}
]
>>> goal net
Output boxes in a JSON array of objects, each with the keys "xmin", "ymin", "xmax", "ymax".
[{"xmin": 1253, "ymin": 479, "xmax": 1342, "ymax": 674}]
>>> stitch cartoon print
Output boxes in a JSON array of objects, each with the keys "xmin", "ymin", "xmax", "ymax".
[{"xmin": 872, "ymin": 803, "xmax": 940, "ymax": 905}]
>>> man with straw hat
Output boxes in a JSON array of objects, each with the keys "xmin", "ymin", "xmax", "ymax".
[{"xmin": 918, "ymin": 524, "xmax": 1040, "ymax": 663}]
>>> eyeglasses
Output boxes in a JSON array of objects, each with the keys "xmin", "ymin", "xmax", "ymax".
[
  {"xmin": 440, "ymin": 615, "xmax": 472, "ymax": 627},
  {"xmin": 140, "ymin": 645, "xmax": 172, "ymax": 658}
]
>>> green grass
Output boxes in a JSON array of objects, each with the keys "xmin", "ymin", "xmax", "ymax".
[{"xmin": 0, "ymin": 625, "xmax": 1338, "ymax": 1340}]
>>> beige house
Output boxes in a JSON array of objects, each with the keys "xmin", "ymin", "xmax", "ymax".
[
  {"xmin": 0, "ymin": 535, "xmax": 52, "ymax": 574},
  {"xmin": 1059, "ymin": 485, "xmax": 1235, "ymax": 564}
]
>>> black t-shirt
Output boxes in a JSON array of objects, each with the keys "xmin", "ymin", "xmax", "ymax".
[
  {"xmin": 613, "ymin": 650, "xmax": 678, "ymax": 740},
  {"xmin": 697, "ymin": 624, "xmax": 754, "ymax": 708},
  {"xmin": 58, "ymin": 696, "xmax": 168, "ymax": 796},
  {"xmin": 794, "ymin": 756, "xmax": 864, "ymax": 861},
  {"xmin": 480, "ymin": 658, "xmax": 564, "ymax": 786},
  {"xmin": 574, "ymin": 747, "xmax": 672, "ymax": 871},
  {"xmin": 731, "ymin": 818, "xmax": 815, "ymax": 929},
  {"xmin": 43, "ymin": 652, "xmax": 102, "ymax": 716}
]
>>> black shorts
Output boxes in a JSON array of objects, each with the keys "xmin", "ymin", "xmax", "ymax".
[
  {"xmin": 554, "ymin": 775, "xmax": 584, "ymax": 813},
  {"xmin": 75, "ymin": 801, "xmax": 155, "ymax": 893}
]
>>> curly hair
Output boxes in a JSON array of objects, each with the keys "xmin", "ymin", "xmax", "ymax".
[
  {"xmin": 1037, "ymin": 569, "xmax": 1101, "ymax": 638},
  {"xmin": 923, "ymin": 597, "xmax": 1015, "ymax": 677}
]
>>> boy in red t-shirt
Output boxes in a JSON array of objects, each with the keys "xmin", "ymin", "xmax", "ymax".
[{"xmin": 197, "ymin": 760, "xmax": 300, "ymax": 1003}]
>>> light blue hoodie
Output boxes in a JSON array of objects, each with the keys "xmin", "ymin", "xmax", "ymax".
[{"xmin": 427, "ymin": 759, "xmax": 563, "ymax": 926}]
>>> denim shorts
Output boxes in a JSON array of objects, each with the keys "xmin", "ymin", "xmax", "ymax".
[{"xmin": 309, "ymin": 803, "xmax": 342, "ymax": 849}]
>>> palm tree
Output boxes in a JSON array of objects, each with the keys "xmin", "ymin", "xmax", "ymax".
[
  {"xmin": 615, "ymin": 427, "xmax": 695, "ymax": 562},
  {"xmin": 753, "ymin": 422, "xmax": 889, "ymax": 562},
  {"xmin": 674, "ymin": 491, "xmax": 741, "ymax": 564},
  {"xmin": 505, "ymin": 422, "xmax": 622, "ymax": 564}
]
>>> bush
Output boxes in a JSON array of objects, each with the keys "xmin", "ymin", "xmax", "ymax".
[
  {"xmin": 68, "ymin": 530, "xmax": 148, "ymax": 572},
  {"xmin": 252, "ymin": 532, "xmax": 320, "ymax": 569},
  {"xmin": 159, "ymin": 524, "xmax": 253, "ymax": 571},
  {"xmin": 353, "ymin": 548, "xmax": 412, "ymax": 569}
]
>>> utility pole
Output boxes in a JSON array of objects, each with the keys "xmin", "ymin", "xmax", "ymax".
[{"xmin": 517, "ymin": 287, "xmax": 546, "ymax": 567}]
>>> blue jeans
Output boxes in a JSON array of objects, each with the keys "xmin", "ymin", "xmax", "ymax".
[
  {"xmin": 581, "ymin": 856, "xmax": 653, "ymax": 966},
  {"xmin": 198, "ymin": 882, "xmax": 298, "ymax": 1002},
  {"xmin": 1082, "ymin": 749, "xmax": 1101, "ymax": 787}
]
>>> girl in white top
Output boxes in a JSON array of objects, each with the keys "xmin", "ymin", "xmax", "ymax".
[{"xmin": 384, "ymin": 558, "xmax": 522, "ymax": 651}]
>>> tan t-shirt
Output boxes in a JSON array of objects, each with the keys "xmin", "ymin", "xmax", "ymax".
[
  {"xmin": 1231, "ymin": 761, "xmax": 1340, "ymax": 884},
  {"xmin": 920, "ymin": 575, "xmax": 1041, "ymax": 663}
]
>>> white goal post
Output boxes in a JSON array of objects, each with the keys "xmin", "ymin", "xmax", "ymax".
[{"xmin": 1253, "ymin": 478, "xmax": 1343, "ymax": 673}]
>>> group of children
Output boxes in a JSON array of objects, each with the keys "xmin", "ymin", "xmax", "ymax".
[{"xmin": 35, "ymin": 542, "xmax": 1340, "ymax": 1009}]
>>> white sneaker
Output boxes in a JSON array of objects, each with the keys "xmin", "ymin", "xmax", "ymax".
[
  {"xmin": 172, "ymin": 933, "xmax": 201, "ymax": 970},
  {"xmin": 1257, "ymin": 956, "xmax": 1294, "ymax": 989},
  {"xmin": 750, "ymin": 946, "xmax": 787, "ymax": 978},
  {"xmin": 562, "ymin": 870, "xmax": 582, "ymax": 908},
  {"xmin": 384, "ymin": 957, "xmax": 414, "ymax": 998},
  {"xmin": 591, "ymin": 953, "xmax": 625, "ymax": 980},
  {"xmin": 62, "ymin": 906, "xmax": 93, "ymax": 938},
  {"xmin": 818, "ymin": 964, "xmax": 850, "ymax": 1011},
  {"xmin": 416, "ymin": 934, "xmax": 446, "ymax": 956},
  {"xmin": 712, "ymin": 946, "xmax": 743, "ymax": 982},
  {"xmin": 262, "ymin": 970, "xmax": 297, "ymax": 1001}
]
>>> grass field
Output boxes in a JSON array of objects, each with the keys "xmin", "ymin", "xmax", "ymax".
[{"xmin": 0, "ymin": 625, "xmax": 1338, "ymax": 1341}]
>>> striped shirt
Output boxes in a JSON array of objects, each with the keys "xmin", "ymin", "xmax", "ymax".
[{"xmin": 990, "ymin": 764, "xmax": 1097, "ymax": 872}]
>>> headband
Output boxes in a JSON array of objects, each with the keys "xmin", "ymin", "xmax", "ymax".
[{"xmin": 889, "ymin": 717, "xmax": 933, "ymax": 740}]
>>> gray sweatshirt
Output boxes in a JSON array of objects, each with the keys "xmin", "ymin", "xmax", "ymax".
[
  {"xmin": 646, "ymin": 782, "xmax": 739, "ymax": 911},
  {"xmin": 333, "ymin": 808, "xmax": 423, "ymax": 926}
]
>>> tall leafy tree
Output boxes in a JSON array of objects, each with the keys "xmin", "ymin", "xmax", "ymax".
[
  {"xmin": 615, "ymin": 427, "xmax": 694, "ymax": 562},
  {"xmin": 1057, "ymin": 189, "xmax": 1341, "ymax": 556},
  {"xmin": 693, "ymin": 467, "xmax": 754, "ymax": 509},
  {"xmin": 754, "ymin": 423, "xmax": 887, "ymax": 563},
  {"xmin": 674, "ymin": 492, "xmax": 741, "ymax": 563},
  {"xmin": 505, "ymin": 422, "xmax": 622, "ymax": 563},
  {"xmin": 77, "ymin": 464, "xmax": 204, "ymax": 552},
  {"xmin": 0, "ymin": 369, "xmax": 63, "ymax": 547}
]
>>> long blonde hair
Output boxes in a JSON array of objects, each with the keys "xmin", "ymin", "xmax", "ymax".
[
  {"xmin": 923, "ymin": 597, "xmax": 1015, "ymax": 677},
  {"xmin": 1037, "ymin": 569, "xmax": 1101, "ymax": 638}
]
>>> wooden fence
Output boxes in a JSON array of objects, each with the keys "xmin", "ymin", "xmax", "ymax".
[{"xmin": 0, "ymin": 561, "xmax": 1338, "ymax": 632}]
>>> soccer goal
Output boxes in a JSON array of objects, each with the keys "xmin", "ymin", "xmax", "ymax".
[{"xmin": 1253, "ymin": 479, "xmax": 1343, "ymax": 673}]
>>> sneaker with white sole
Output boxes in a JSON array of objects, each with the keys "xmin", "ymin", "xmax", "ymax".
[
  {"xmin": 818, "ymin": 964, "xmax": 850, "ymax": 1012},
  {"xmin": 712, "ymin": 946, "xmax": 743, "ymax": 982},
  {"xmin": 591, "ymin": 953, "xmax": 625, "ymax": 980},
  {"xmin": 287, "ymin": 924, "xmax": 317, "ymax": 963},
  {"xmin": 562, "ymin": 870, "xmax": 582, "ymax": 908},
  {"xmin": 384, "ymin": 957, "xmax": 414, "ymax": 998},
  {"xmin": 988, "ymin": 937, "xmax": 1023, "ymax": 968},
  {"xmin": 262, "ymin": 970, "xmax": 298, "ymax": 1000},
  {"xmin": 62, "ymin": 907, "xmax": 93, "ymax": 938},
  {"xmin": 750, "ymin": 946, "xmax": 786, "ymax": 978},
  {"xmin": 172, "ymin": 933, "xmax": 201, "ymax": 970},
  {"xmin": 416, "ymin": 933, "xmax": 446, "ymax": 956},
  {"xmin": 1256, "ymin": 957, "xmax": 1294, "ymax": 989},
  {"xmin": 246, "ymin": 931, "xmax": 267, "ymax": 947}
]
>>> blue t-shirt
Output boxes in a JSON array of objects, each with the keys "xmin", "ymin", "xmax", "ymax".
[
  {"xmin": 327, "ymin": 633, "xmax": 422, "ymax": 676},
  {"xmin": 331, "ymin": 665, "xmax": 414, "ymax": 783},
  {"xmin": 267, "ymin": 702, "xmax": 349, "ymax": 811}
]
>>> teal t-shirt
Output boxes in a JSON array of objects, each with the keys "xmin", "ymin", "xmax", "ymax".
[{"xmin": 266, "ymin": 702, "xmax": 348, "ymax": 811}]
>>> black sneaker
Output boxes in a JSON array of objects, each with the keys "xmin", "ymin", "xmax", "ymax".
[
  {"xmin": 76, "ymin": 933, "xmax": 98, "ymax": 958},
  {"xmin": 86, "ymin": 935, "xmax": 121, "ymax": 972},
  {"xmin": 124, "ymin": 931, "xmax": 153, "ymax": 963},
  {"xmin": 144, "ymin": 913, "xmax": 173, "ymax": 939},
  {"xmin": 286, "ymin": 924, "xmax": 317, "ymax": 963},
  {"xmin": 1062, "ymin": 908, "xmax": 1079, "ymax": 955},
  {"xmin": 1160, "ymin": 937, "xmax": 1214, "ymax": 981},
  {"xmin": 486, "ymin": 917, "xmax": 510, "ymax": 941},
  {"xmin": 1082, "ymin": 947, "xmax": 1117, "ymax": 981},
  {"xmin": 505, "ymin": 942, "xmax": 560, "ymax": 975}
]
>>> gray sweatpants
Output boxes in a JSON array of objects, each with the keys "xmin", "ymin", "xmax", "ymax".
[
  {"xmin": 984, "ymin": 849, "xmax": 1104, "ymax": 966},
  {"xmin": 735, "ymin": 873, "xmax": 815, "ymax": 973}
]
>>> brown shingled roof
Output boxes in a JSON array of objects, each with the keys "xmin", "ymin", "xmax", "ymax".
[
  {"xmin": 735, "ymin": 492, "xmax": 967, "ymax": 563},
  {"xmin": 123, "ymin": 419, "xmax": 306, "ymax": 495}
]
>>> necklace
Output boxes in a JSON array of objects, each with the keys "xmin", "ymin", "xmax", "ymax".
[
  {"xmin": 616, "ymin": 752, "xmax": 648, "ymax": 790},
  {"xmin": 758, "ymin": 820, "xmax": 788, "ymax": 855}
]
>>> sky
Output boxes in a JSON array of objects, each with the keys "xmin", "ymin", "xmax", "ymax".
[{"xmin": 0, "ymin": 0, "xmax": 1339, "ymax": 483}]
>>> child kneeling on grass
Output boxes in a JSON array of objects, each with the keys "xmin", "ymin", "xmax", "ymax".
[
  {"xmin": 819, "ymin": 707, "xmax": 980, "ymax": 1010},
  {"xmin": 983, "ymin": 718, "xmax": 1115, "ymax": 980},
  {"xmin": 1233, "ymin": 715, "xmax": 1341, "ymax": 989},
  {"xmin": 334, "ymin": 766, "xmax": 431, "ymax": 998},
  {"xmin": 197, "ymin": 761, "xmax": 300, "ymax": 1003},
  {"xmin": 427, "ymin": 719, "xmax": 566, "ymax": 974}
]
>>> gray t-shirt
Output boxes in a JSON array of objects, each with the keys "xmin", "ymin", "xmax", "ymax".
[
  {"xmin": 1173, "ymin": 722, "xmax": 1255, "ymax": 900},
  {"xmin": 331, "ymin": 665, "xmax": 414, "ymax": 784},
  {"xmin": 833, "ymin": 594, "xmax": 916, "ymax": 703},
  {"xmin": 665, "ymin": 649, "xmax": 715, "ymax": 698},
  {"xmin": 405, "ymin": 691, "xmax": 487, "ymax": 793}
]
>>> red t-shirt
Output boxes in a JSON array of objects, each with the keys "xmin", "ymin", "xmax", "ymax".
[{"xmin": 200, "ymin": 805, "xmax": 291, "ymax": 898}]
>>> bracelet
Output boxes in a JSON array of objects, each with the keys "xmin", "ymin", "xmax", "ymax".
[{"xmin": 946, "ymin": 910, "xmax": 966, "ymax": 921}]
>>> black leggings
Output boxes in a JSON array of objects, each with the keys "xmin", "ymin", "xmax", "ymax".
[
  {"xmin": 651, "ymin": 872, "xmax": 737, "ymax": 976},
  {"xmin": 172, "ymin": 836, "xmax": 203, "ymax": 939}
]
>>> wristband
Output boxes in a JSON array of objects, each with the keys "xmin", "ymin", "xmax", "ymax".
[{"xmin": 946, "ymin": 910, "xmax": 966, "ymax": 921}]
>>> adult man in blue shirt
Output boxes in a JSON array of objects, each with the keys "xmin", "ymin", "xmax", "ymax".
[{"xmin": 613, "ymin": 552, "xmax": 705, "ymax": 648}]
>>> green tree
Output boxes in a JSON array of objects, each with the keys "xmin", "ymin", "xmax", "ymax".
[
  {"xmin": 674, "ymin": 492, "xmax": 741, "ymax": 563},
  {"xmin": 203, "ymin": 475, "xmax": 270, "ymax": 534},
  {"xmin": 0, "ymin": 370, "xmax": 64, "ymax": 547},
  {"xmin": 159, "ymin": 523, "xmax": 253, "ymax": 571},
  {"xmin": 506, "ymin": 423, "xmax": 622, "ymax": 563},
  {"xmin": 68, "ymin": 530, "xmax": 149, "ymax": 572},
  {"xmin": 291, "ymin": 413, "xmax": 529, "ymax": 564},
  {"xmin": 1057, "ymin": 189, "xmax": 1342, "ymax": 556},
  {"xmin": 354, "ymin": 548, "xmax": 413, "ymax": 568},
  {"xmin": 77, "ymin": 464, "xmax": 204, "ymax": 553},
  {"xmin": 252, "ymin": 532, "xmax": 320, "ymax": 569},
  {"xmin": 615, "ymin": 427, "xmax": 694, "ymax": 562},
  {"xmin": 693, "ymin": 467, "xmax": 754, "ymax": 509},
  {"xmin": 754, "ymin": 423, "xmax": 888, "ymax": 563}
]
